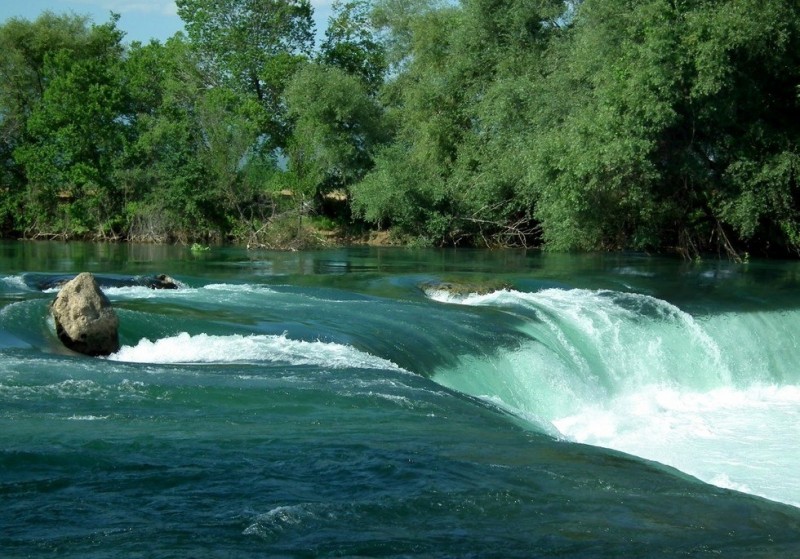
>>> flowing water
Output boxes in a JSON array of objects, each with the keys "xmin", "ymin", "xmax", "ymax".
[{"xmin": 2, "ymin": 241, "xmax": 800, "ymax": 557}]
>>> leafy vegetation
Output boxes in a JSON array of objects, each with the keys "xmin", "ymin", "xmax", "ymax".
[{"xmin": 1, "ymin": 1, "xmax": 799, "ymax": 257}]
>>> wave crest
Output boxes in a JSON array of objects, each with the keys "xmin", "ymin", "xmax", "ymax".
[{"xmin": 108, "ymin": 332, "xmax": 404, "ymax": 371}]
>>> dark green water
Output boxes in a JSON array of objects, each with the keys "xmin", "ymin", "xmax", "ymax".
[{"xmin": 2, "ymin": 241, "xmax": 800, "ymax": 557}]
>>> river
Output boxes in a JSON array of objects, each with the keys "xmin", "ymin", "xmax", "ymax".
[{"xmin": 2, "ymin": 241, "xmax": 800, "ymax": 557}]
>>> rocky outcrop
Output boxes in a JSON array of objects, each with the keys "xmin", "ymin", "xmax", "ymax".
[
  {"xmin": 51, "ymin": 272, "xmax": 120, "ymax": 356},
  {"xmin": 419, "ymin": 279, "xmax": 513, "ymax": 298}
]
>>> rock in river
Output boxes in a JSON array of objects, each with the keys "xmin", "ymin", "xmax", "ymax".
[
  {"xmin": 31, "ymin": 273, "xmax": 179, "ymax": 291},
  {"xmin": 51, "ymin": 272, "xmax": 120, "ymax": 356}
]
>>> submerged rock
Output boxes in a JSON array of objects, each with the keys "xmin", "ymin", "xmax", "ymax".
[
  {"xmin": 420, "ymin": 279, "xmax": 513, "ymax": 298},
  {"xmin": 32, "ymin": 273, "xmax": 180, "ymax": 291},
  {"xmin": 51, "ymin": 272, "xmax": 120, "ymax": 356},
  {"xmin": 150, "ymin": 274, "xmax": 179, "ymax": 289}
]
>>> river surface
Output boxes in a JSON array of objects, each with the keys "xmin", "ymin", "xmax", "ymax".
[{"xmin": 2, "ymin": 241, "xmax": 800, "ymax": 557}]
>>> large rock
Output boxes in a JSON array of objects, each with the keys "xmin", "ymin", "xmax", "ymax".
[{"xmin": 51, "ymin": 272, "xmax": 120, "ymax": 356}]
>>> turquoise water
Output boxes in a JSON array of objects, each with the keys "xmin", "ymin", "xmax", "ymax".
[{"xmin": 2, "ymin": 241, "xmax": 800, "ymax": 557}]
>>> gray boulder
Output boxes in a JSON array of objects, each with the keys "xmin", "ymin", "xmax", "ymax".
[{"xmin": 51, "ymin": 272, "xmax": 120, "ymax": 356}]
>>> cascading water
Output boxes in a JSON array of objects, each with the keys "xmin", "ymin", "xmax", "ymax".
[{"xmin": 430, "ymin": 288, "xmax": 800, "ymax": 507}]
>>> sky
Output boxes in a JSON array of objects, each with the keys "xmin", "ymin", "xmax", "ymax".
[{"xmin": 0, "ymin": 0, "xmax": 334, "ymax": 45}]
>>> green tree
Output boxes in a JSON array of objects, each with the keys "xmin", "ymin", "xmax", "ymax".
[
  {"xmin": 444, "ymin": 0, "xmax": 565, "ymax": 246},
  {"xmin": 13, "ymin": 15, "xmax": 129, "ymax": 239},
  {"xmin": 352, "ymin": 0, "xmax": 564, "ymax": 246},
  {"xmin": 120, "ymin": 35, "xmax": 280, "ymax": 243},
  {"xmin": 528, "ymin": 0, "xmax": 800, "ymax": 256},
  {"xmin": 176, "ymin": 0, "xmax": 315, "ymax": 149},
  {"xmin": 526, "ymin": 0, "xmax": 675, "ymax": 251},
  {"xmin": 285, "ymin": 63, "xmax": 387, "ymax": 200},
  {"xmin": 351, "ymin": 4, "xmax": 463, "ymax": 243},
  {"xmin": 117, "ymin": 36, "xmax": 218, "ymax": 242},
  {"xmin": 198, "ymin": 87, "xmax": 278, "ymax": 232},
  {"xmin": 685, "ymin": 0, "xmax": 800, "ymax": 256},
  {"xmin": 0, "ymin": 12, "xmax": 96, "ymax": 236},
  {"xmin": 320, "ymin": 0, "xmax": 387, "ymax": 94}
]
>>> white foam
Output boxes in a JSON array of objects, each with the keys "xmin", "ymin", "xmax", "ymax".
[
  {"xmin": 243, "ymin": 503, "xmax": 332, "ymax": 538},
  {"xmin": 1, "ymin": 275, "xmax": 28, "ymax": 290},
  {"xmin": 0, "ymin": 378, "xmax": 150, "ymax": 401},
  {"xmin": 203, "ymin": 283, "xmax": 273, "ymax": 293},
  {"xmin": 424, "ymin": 288, "xmax": 467, "ymax": 304},
  {"xmin": 102, "ymin": 284, "xmax": 192, "ymax": 297},
  {"xmin": 108, "ymin": 332, "xmax": 404, "ymax": 371},
  {"xmin": 102, "ymin": 285, "xmax": 170, "ymax": 297},
  {"xmin": 103, "ymin": 282, "xmax": 276, "ymax": 303},
  {"xmin": 425, "ymin": 287, "xmax": 514, "ymax": 306},
  {"xmin": 553, "ymin": 384, "xmax": 800, "ymax": 507},
  {"xmin": 0, "ymin": 379, "xmax": 103, "ymax": 400}
]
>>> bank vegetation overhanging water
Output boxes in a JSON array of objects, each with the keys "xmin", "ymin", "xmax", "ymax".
[{"xmin": 1, "ymin": 0, "xmax": 799, "ymax": 260}]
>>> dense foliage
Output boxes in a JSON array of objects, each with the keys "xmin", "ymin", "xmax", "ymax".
[{"xmin": 1, "ymin": 0, "xmax": 799, "ymax": 256}]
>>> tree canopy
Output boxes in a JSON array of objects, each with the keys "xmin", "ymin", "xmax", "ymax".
[{"xmin": 1, "ymin": 1, "xmax": 799, "ymax": 257}]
